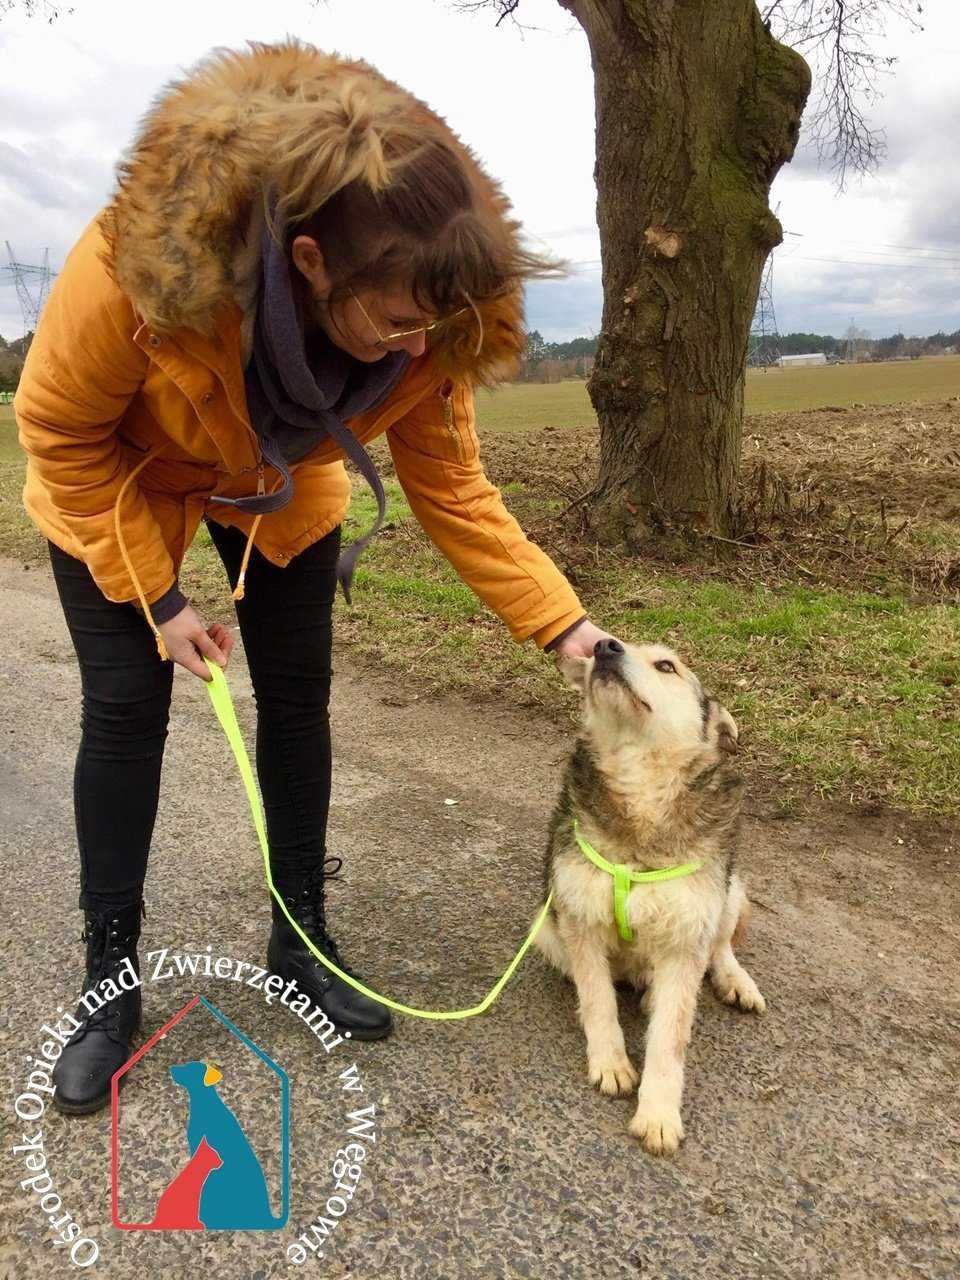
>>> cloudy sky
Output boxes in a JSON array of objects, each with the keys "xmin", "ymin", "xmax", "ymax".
[{"xmin": 1, "ymin": 0, "xmax": 957, "ymax": 342}]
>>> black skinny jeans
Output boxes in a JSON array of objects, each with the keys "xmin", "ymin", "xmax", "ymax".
[{"xmin": 47, "ymin": 517, "xmax": 341, "ymax": 913}]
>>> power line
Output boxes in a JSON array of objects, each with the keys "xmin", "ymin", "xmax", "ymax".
[
  {"xmin": 787, "ymin": 253, "xmax": 960, "ymax": 270},
  {"xmin": 807, "ymin": 234, "xmax": 960, "ymax": 260},
  {"xmin": 540, "ymin": 231, "xmax": 960, "ymax": 272}
]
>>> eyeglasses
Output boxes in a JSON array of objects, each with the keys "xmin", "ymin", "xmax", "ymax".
[{"xmin": 349, "ymin": 290, "xmax": 471, "ymax": 349}]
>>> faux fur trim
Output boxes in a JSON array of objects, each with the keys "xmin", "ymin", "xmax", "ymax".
[{"xmin": 97, "ymin": 38, "xmax": 527, "ymax": 386}]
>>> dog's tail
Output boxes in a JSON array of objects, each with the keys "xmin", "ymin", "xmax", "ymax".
[{"xmin": 730, "ymin": 896, "xmax": 751, "ymax": 951}]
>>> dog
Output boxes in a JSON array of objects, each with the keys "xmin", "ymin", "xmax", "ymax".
[{"xmin": 533, "ymin": 638, "xmax": 765, "ymax": 1155}]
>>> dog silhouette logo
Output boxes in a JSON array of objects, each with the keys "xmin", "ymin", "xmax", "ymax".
[{"xmin": 112, "ymin": 996, "xmax": 290, "ymax": 1231}]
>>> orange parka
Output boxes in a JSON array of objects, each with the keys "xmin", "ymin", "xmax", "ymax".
[{"xmin": 14, "ymin": 40, "xmax": 585, "ymax": 657}]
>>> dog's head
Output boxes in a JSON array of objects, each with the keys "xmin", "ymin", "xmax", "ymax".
[
  {"xmin": 169, "ymin": 1060, "xmax": 223, "ymax": 1092},
  {"xmin": 558, "ymin": 639, "xmax": 739, "ymax": 761}
]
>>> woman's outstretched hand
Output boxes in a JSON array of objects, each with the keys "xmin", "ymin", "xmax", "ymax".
[
  {"xmin": 550, "ymin": 618, "xmax": 619, "ymax": 660},
  {"xmin": 157, "ymin": 604, "xmax": 234, "ymax": 682}
]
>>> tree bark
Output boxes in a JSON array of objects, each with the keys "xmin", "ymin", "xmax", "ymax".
[{"xmin": 563, "ymin": 0, "xmax": 810, "ymax": 546}]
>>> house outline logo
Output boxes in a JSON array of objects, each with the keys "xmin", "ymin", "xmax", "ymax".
[{"xmin": 111, "ymin": 995, "xmax": 290, "ymax": 1231}]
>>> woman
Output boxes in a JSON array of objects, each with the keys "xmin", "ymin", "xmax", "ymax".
[{"xmin": 14, "ymin": 38, "xmax": 613, "ymax": 1116}]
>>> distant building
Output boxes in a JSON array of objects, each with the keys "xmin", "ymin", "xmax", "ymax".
[{"xmin": 778, "ymin": 353, "xmax": 827, "ymax": 368}]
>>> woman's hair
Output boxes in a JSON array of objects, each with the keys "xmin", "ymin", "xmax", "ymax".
[{"xmin": 267, "ymin": 126, "xmax": 567, "ymax": 333}]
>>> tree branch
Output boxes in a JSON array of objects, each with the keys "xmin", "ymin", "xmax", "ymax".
[
  {"xmin": 765, "ymin": 0, "xmax": 923, "ymax": 191},
  {"xmin": 0, "ymin": 0, "xmax": 73, "ymax": 19},
  {"xmin": 448, "ymin": 0, "xmax": 522, "ymax": 26}
]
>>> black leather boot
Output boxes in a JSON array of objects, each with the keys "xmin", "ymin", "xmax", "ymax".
[
  {"xmin": 52, "ymin": 898, "xmax": 144, "ymax": 1115},
  {"xmin": 267, "ymin": 856, "xmax": 392, "ymax": 1041}
]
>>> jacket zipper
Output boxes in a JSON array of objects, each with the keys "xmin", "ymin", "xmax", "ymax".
[{"xmin": 439, "ymin": 378, "xmax": 461, "ymax": 456}]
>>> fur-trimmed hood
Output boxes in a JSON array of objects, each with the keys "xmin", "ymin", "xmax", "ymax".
[{"xmin": 97, "ymin": 38, "xmax": 528, "ymax": 385}]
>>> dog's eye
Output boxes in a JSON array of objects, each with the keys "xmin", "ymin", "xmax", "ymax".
[{"xmin": 654, "ymin": 659, "xmax": 677, "ymax": 674}]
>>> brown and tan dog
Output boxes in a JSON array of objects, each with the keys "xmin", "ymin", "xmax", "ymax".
[{"xmin": 534, "ymin": 638, "xmax": 765, "ymax": 1155}]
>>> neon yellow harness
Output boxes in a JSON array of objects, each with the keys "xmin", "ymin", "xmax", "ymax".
[
  {"xmin": 203, "ymin": 658, "xmax": 552, "ymax": 1021},
  {"xmin": 572, "ymin": 819, "xmax": 702, "ymax": 942}
]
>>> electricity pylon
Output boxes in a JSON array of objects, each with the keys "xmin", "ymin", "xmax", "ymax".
[
  {"xmin": 3, "ymin": 242, "xmax": 55, "ymax": 335},
  {"xmin": 747, "ymin": 253, "xmax": 781, "ymax": 369}
]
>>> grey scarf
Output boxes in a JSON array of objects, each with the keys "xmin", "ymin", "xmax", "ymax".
[{"xmin": 208, "ymin": 197, "xmax": 411, "ymax": 602}]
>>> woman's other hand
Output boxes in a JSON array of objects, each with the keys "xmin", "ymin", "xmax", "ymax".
[
  {"xmin": 157, "ymin": 605, "xmax": 234, "ymax": 681},
  {"xmin": 550, "ymin": 618, "xmax": 619, "ymax": 660}
]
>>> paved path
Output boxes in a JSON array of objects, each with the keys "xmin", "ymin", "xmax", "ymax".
[{"xmin": 1, "ymin": 555, "xmax": 958, "ymax": 1279}]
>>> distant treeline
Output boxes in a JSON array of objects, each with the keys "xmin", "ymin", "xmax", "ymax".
[
  {"xmin": 0, "ymin": 332, "xmax": 32, "ymax": 391},
  {"xmin": 778, "ymin": 330, "xmax": 960, "ymax": 359},
  {"xmin": 519, "ymin": 328, "xmax": 960, "ymax": 379},
  {"xmin": 3, "ymin": 324, "xmax": 958, "ymax": 394}
]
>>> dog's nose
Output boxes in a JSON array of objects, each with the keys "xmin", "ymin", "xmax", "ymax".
[{"xmin": 594, "ymin": 637, "xmax": 625, "ymax": 660}]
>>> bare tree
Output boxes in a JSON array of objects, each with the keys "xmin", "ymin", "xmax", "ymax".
[
  {"xmin": 451, "ymin": 0, "xmax": 915, "ymax": 545},
  {"xmin": 762, "ymin": 1, "xmax": 922, "ymax": 190}
]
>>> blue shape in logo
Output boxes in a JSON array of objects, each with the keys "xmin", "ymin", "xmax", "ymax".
[
  {"xmin": 169, "ymin": 1061, "xmax": 282, "ymax": 1228},
  {"xmin": 163, "ymin": 997, "xmax": 289, "ymax": 1231}
]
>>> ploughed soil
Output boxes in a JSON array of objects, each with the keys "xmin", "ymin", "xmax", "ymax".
[{"xmin": 468, "ymin": 398, "xmax": 960, "ymax": 601}]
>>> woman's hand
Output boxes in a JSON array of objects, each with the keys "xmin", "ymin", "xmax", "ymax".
[
  {"xmin": 157, "ymin": 605, "xmax": 234, "ymax": 682},
  {"xmin": 550, "ymin": 618, "xmax": 619, "ymax": 660}
]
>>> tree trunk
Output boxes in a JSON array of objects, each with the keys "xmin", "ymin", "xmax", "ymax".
[{"xmin": 562, "ymin": 0, "xmax": 810, "ymax": 546}]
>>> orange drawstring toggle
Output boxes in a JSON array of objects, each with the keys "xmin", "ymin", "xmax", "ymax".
[{"xmin": 232, "ymin": 515, "xmax": 261, "ymax": 602}]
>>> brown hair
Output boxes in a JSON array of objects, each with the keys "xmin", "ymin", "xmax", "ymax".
[{"xmin": 266, "ymin": 128, "xmax": 567, "ymax": 334}]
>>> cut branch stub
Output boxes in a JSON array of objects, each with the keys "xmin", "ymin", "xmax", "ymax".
[{"xmin": 644, "ymin": 225, "xmax": 683, "ymax": 258}]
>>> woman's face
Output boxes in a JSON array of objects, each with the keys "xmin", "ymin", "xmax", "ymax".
[{"xmin": 291, "ymin": 234, "xmax": 435, "ymax": 363}]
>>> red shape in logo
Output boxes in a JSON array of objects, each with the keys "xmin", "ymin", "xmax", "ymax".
[{"xmin": 149, "ymin": 1137, "xmax": 223, "ymax": 1230}]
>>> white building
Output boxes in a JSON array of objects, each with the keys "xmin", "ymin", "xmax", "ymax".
[{"xmin": 778, "ymin": 353, "xmax": 827, "ymax": 367}]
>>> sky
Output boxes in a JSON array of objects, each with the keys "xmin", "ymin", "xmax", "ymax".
[{"xmin": 1, "ymin": 0, "xmax": 958, "ymax": 343}]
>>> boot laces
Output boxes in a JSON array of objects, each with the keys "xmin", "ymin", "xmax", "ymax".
[
  {"xmin": 76, "ymin": 907, "xmax": 141, "ymax": 1040},
  {"xmin": 288, "ymin": 856, "xmax": 359, "ymax": 979}
]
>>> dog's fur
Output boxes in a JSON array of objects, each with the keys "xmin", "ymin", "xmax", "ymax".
[{"xmin": 533, "ymin": 640, "xmax": 765, "ymax": 1155}]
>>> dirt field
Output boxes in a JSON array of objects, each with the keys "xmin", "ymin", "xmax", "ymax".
[
  {"xmin": 1, "ymin": 556, "xmax": 959, "ymax": 1279},
  {"xmin": 476, "ymin": 397, "xmax": 960, "ymax": 599},
  {"xmin": 2, "ymin": 396, "xmax": 958, "ymax": 820}
]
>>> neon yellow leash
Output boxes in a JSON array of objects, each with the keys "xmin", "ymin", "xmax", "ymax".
[
  {"xmin": 202, "ymin": 656, "xmax": 553, "ymax": 1021},
  {"xmin": 572, "ymin": 819, "xmax": 702, "ymax": 942}
]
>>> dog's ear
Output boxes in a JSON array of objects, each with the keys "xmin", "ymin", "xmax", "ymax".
[
  {"xmin": 557, "ymin": 655, "xmax": 590, "ymax": 692},
  {"xmin": 715, "ymin": 704, "xmax": 740, "ymax": 754}
]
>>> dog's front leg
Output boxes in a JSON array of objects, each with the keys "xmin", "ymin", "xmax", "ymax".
[
  {"xmin": 556, "ymin": 912, "xmax": 639, "ymax": 1096},
  {"xmin": 628, "ymin": 953, "xmax": 707, "ymax": 1155}
]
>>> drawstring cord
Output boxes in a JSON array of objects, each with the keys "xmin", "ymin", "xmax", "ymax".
[
  {"xmin": 114, "ymin": 442, "xmax": 171, "ymax": 661},
  {"xmin": 114, "ymin": 442, "xmax": 278, "ymax": 642},
  {"xmin": 231, "ymin": 460, "xmax": 286, "ymax": 602},
  {"xmin": 231, "ymin": 516, "xmax": 262, "ymax": 602},
  {"xmin": 463, "ymin": 292, "xmax": 484, "ymax": 358}
]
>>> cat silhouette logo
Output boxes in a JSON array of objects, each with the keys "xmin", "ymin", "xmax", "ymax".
[{"xmin": 111, "ymin": 995, "xmax": 290, "ymax": 1231}]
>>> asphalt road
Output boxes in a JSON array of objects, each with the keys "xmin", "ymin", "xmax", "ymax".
[{"xmin": 1, "ymin": 554, "xmax": 958, "ymax": 1279}]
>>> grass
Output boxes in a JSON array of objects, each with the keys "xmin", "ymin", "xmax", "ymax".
[
  {"xmin": 2, "ymin": 386, "xmax": 958, "ymax": 816},
  {"xmin": 473, "ymin": 355, "xmax": 960, "ymax": 430},
  {"xmin": 743, "ymin": 354, "xmax": 960, "ymax": 415},
  {"xmin": 329, "ymin": 485, "xmax": 960, "ymax": 815}
]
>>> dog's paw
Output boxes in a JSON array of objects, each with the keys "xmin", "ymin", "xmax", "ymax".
[
  {"xmin": 712, "ymin": 967, "xmax": 766, "ymax": 1013},
  {"xmin": 628, "ymin": 1099, "xmax": 684, "ymax": 1155},
  {"xmin": 588, "ymin": 1052, "xmax": 640, "ymax": 1096}
]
